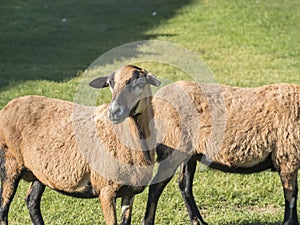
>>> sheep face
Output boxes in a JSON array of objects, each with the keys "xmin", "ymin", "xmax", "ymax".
[{"xmin": 89, "ymin": 65, "xmax": 160, "ymax": 124}]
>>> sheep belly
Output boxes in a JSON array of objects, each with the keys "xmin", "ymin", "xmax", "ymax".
[
  {"xmin": 212, "ymin": 122, "xmax": 276, "ymax": 168},
  {"xmin": 20, "ymin": 118, "xmax": 93, "ymax": 192},
  {"xmin": 23, "ymin": 145, "xmax": 91, "ymax": 193}
]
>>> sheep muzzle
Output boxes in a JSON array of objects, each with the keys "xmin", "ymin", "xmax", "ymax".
[{"xmin": 108, "ymin": 100, "xmax": 129, "ymax": 124}]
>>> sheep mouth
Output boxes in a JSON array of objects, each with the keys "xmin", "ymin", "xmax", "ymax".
[
  {"xmin": 108, "ymin": 103, "xmax": 139, "ymax": 124},
  {"xmin": 108, "ymin": 108, "xmax": 130, "ymax": 124},
  {"xmin": 110, "ymin": 116, "xmax": 126, "ymax": 124},
  {"xmin": 129, "ymin": 102, "xmax": 140, "ymax": 117}
]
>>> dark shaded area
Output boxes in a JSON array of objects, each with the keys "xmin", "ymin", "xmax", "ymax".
[
  {"xmin": 223, "ymin": 222, "xmax": 281, "ymax": 225},
  {"xmin": 0, "ymin": 0, "xmax": 192, "ymax": 90},
  {"xmin": 197, "ymin": 153, "xmax": 277, "ymax": 174}
]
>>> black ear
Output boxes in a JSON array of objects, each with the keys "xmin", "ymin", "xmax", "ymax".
[
  {"xmin": 89, "ymin": 76, "xmax": 109, "ymax": 89},
  {"xmin": 146, "ymin": 73, "xmax": 161, "ymax": 87}
]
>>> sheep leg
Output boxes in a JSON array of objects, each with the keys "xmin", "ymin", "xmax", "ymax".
[
  {"xmin": 280, "ymin": 170, "xmax": 299, "ymax": 225},
  {"xmin": 99, "ymin": 187, "xmax": 117, "ymax": 225},
  {"xmin": 142, "ymin": 145, "xmax": 189, "ymax": 225},
  {"xmin": 179, "ymin": 158, "xmax": 208, "ymax": 225},
  {"xmin": 141, "ymin": 176, "xmax": 173, "ymax": 225},
  {"xmin": 0, "ymin": 152, "xmax": 21, "ymax": 225},
  {"xmin": 25, "ymin": 180, "xmax": 45, "ymax": 225},
  {"xmin": 121, "ymin": 195, "xmax": 134, "ymax": 225},
  {"xmin": 0, "ymin": 177, "xmax": 20, "ymax": 225}
]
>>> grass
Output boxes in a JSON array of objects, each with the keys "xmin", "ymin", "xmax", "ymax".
[{"xmin": 1, "ymin": 0, "xmax": 300, "ymax": 224}]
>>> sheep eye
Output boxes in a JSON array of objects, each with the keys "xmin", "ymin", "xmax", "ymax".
[
  {"xmin": 108, "ymin": 78, "xmax": 114, "ymax": 88},
  {"xmin": 126, "ymin": 78, "xmax": 136, "ymax": 86},
  {"xmin": 137, "ymin": 83, "xmax": 145, "ymax": 88}
]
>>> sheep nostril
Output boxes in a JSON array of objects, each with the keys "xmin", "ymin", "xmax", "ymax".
[
  {"xmin": 113, "ymin": 108, "xmax": 122, "ymax": 116},
  {"xmin": 109, "ymin": 103, "xmax": 125, "ymax": 118}
]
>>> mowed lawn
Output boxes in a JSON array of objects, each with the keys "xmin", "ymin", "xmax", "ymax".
[{"xmin": 1, "ymin": 0, "xmax": 300, "ymax": 224}]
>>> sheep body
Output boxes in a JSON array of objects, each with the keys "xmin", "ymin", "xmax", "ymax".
[
  {"xmin": 0, "ymin": 95, "xmax": 153, "ymax": 224},
  {"xmin": 144, "ymin": 81, "xmax": 300, "ymax": 225},
  {"xmin": 154, "ymin": 81, "xmax": 300, "ymax": 171}
]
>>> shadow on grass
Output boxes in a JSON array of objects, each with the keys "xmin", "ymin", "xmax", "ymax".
[
  {"xmin": 241, "ymin": 223, "xmax": 280, "ymax": 225},
  {"xmin": 219, "ymin": 220, "xmax": 281, "ymax": 225},
  {"xmin": 0, "ymin": 0, "xmax": 192, "ymax": 90}
]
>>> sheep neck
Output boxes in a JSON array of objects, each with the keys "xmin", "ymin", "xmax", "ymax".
[{"xmin": 133, "ymin": 96, "xmax": 155, "ymax": 163}]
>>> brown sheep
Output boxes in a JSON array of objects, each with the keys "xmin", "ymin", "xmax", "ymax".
[
  {"xmin": 0, "ymin": 65, "xmax": 160, "ymax": 225},
  {"xmin": 89, "ymin": 67, "xmax": 299, "ymax": 225},
  {"xmin": 131, "ymin": 81, "xmax": 299, "ymax": 225}
]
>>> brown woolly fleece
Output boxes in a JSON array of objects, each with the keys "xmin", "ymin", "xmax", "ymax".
[
  {"xmin": 0, "ymin": 95, "xmax": 154, "ymax": 224},
  {"xmin": 153, "ymin": 81, "xmax": 300, "ymax": 173}
]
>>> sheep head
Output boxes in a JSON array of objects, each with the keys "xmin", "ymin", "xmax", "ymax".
[{"xmin": 89, "ymin": 65, "xmax": 160, "ymax": 124}]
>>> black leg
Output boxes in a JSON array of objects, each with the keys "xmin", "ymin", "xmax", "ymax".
[
  {"xmin": 121, "ymin": 195, "xmax": 134, "ymax": 225},
  {"xmin": 25, "ymin": 180, "xmax": 46, "ymax": 225},
  {"xmin": 179, "ymin": 158, "xmax": 208, "ymax": 225},
  {"xmin": 141, "ymin": 177, "xmax": 173, "ymax": 225},
  {"xmin": 280, "ymin": 170, "xmax": 299, "ymax": 225},
  {"xmin": 142, "ymin": 144, "xmax": 191, "ymax": 225},
  {"xmin": 0, "ymin": 177, "xmax": 21, "ymax": 225},
  {"xmin": 0, "ymin": 150, "xmax": 21, "ymax": 225}
]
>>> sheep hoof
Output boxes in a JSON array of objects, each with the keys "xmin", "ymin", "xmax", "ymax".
[
  {"xmin": 283, "ymin": 221, "xmax": 299, "ymax": 225},
  {"xmin": 140, "ymin": 220, "xmax": 153, "ymax": 225}
]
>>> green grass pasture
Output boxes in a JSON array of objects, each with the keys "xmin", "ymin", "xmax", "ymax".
[{"xmin": 1, "ymin": 0, "xmax": 300, "ymax": 224}]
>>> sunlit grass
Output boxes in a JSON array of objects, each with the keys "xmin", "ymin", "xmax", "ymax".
[{"xmin": 1, "ymin": 0, "xmax": 300, "ymax": 224}]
